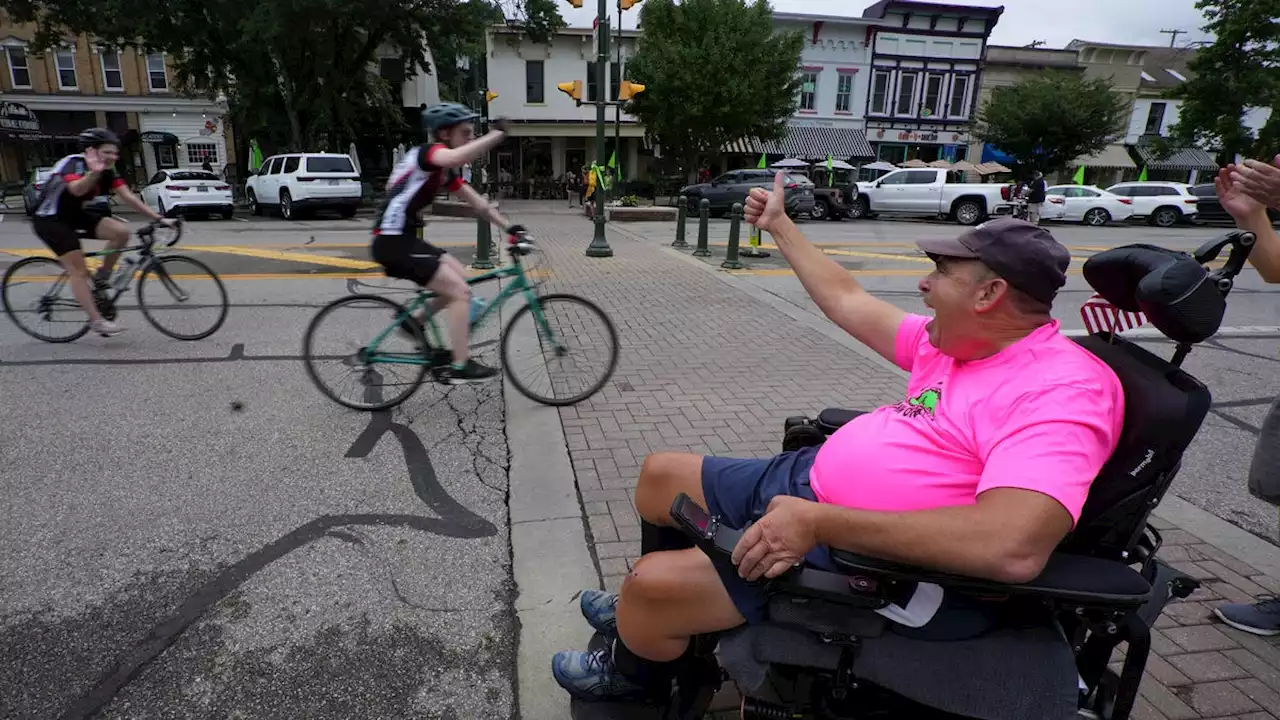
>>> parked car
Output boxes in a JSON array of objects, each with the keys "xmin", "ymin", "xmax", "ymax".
[
  {"xmin": 1041, "ymin": 185, "xmax": 1135, "ymax": 226},
  {"xmin": 245, "ymin": 152, "xmax": 362, "ymax": 220},
  {"xmin": 680, "ymin": 169, "xmax": 814, "ymax": 218},
  {"xmin": 1104, "ymin": 181, "xmax": 1199, "ymax": 227},
  {"xmin": 22, "ymin": 166, "xmax": 110, "ymax": 217},
  {"xmin": 848, "ymin": 168, "xmax": 1012, "ymax": 225},
  {"xmin": 1187, "ymin": 182, "xmax": 1280, "ymax": 225},
  {"xmin": 140, "ymin": 169, "xmax": 234, "ymax": 219}
]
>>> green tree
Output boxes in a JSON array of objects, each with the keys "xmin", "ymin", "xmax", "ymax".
[
  {"xmin": 1, "ymin": 0, "xmax": 562, "ymax": 151},
  {"xmin": 973, "ymin": 73, "xmax": 1129, "ymax": 175},
  {"xmin": 624, "ymin": 0, "xmax": 803, "ymax": 172},
  {"xmin": 1163, "ymin": 0, "xmax": 1280, "ymax": 162}
]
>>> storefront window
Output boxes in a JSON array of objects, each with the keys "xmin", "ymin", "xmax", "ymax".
[
  {"xmin": 157, "ymin": 145, "xmax": 178, "ymax": 169},
  {"xmin": 187, "ymin": 143, "xmax": 218, "ymax": 166}
]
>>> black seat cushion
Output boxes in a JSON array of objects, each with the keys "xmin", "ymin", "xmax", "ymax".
[{"xmin": 816, "ymin": 408, "xmax": 866, "ymax": 432}]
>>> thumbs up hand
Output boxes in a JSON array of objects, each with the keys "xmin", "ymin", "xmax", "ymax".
[{"xmin": 744, "ymin": 171, "xmax": 788, "ymax": 233}]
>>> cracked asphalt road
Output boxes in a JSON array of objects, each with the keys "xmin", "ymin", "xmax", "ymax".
[{"xmin": 0, "ymin": 264, "xmax": 518, "ymax": 719}]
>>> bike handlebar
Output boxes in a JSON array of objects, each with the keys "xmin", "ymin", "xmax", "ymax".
[{"xmin": 137, "ymin": 217, "xmax": 184, "ymax": 247}]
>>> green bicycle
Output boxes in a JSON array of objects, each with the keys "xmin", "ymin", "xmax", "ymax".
[{"xmin": 301, "ymin": 230, "xmax": 619, "ymax": 410}]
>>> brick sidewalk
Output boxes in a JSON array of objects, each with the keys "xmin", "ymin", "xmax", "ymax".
[{"xmin": 522, "ymin": 217, "xmax": 1280, "ymax": 720}]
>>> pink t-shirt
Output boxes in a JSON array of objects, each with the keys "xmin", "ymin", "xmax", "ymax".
[{"xmin": 809, "ymin": 314, "xmax": 1124, "ymax": 524}]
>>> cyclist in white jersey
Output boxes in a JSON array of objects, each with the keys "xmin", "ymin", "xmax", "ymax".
[{"xmin": 371, "ymin": 103, "xmax": 520, "ymax": 383}]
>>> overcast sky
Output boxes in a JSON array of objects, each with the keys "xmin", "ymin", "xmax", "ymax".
[{"xmin": 553, "ymin": 0, "xmax": 1213, "ymax": 49}]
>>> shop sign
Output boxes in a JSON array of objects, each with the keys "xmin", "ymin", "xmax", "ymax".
[
  {"xmin": 140, "ymin": 131, "xmax": 178, "ymax": 144},
  {"xmin": 0, "ymin": 102, "xmax": 39, "ymax": 133}
]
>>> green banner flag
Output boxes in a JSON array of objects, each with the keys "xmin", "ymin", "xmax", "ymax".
[
  {"xmin": 826, "ymin": 155, "xmax": 833, "ymax": 171},
  {"xmin": 1138, "ymin": 166, "xmax": 1148, "ymax": 182},
  {"xmin": 608, "ymin": 150, "xmax": 616, "ymax": 168},
  {"xmin": 757, "ymin": 153, "xmax": 767, "ymax": 169},
  {"xmin": 1072, "ymin": 166, "xmax": 1085, "ymax": 185}
]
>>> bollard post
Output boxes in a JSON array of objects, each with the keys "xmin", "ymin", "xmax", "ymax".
[
  {"xmin": 721, "ymin": 203, "xmax": 745, "ymax": 270},
  {"xmin": 693, "ymin": 198, "xmax": 712, "ymax": 257},
  {"xmin": 472, "ymin": 217, "xmax": 496, "ymax": 270},
  {"xmin": 672, "ymin": 195, "xmax": 689, "ymax": 248}
]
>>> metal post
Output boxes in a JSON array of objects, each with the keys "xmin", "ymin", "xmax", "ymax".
[
  {"xmin": 473, "ymin": 216, "xmax": 495, "ymax": 269},
  {"xmin": 693, "ymin": 198, "xmax": 711, "ymax": 257},
  {"xmin": 585, "ymin": 0, "xmax": 614, "ymax": 258},
  {"xmin": 615, "ymin": 0, "xmax": 623, "ymax": 189},
  {"xmin": 721, "ymin": 203, "xmax": 744, "ymax": 269},
  {"xmin": 672, "ymin": 194, "xmax": 689, "ymax": 247}
]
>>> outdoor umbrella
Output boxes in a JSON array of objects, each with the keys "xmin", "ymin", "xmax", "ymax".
[
  {"xmin": 863, "ymin": 161, "xmax": 898, "ymax": 172},
  {"xmin": 827, "ymin": 159, "xmax": 856, "ymax": 170},
  {"xmin": 927, "ymin": 159, "xmax": 954, "ymax": 168},
  {"xmin": 902, "ymin": 159, "xmax": 930, "ymax": 168},
  {"xmin": 770, "ymin": 158, "xmax": 810, "ymax": 168}
]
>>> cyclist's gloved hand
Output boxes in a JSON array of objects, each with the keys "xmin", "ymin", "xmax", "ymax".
[
  {"xmin": 505, "ymin": 223, "xmax": 527, "ymax": 239},
  {"xmin": 491, "ymin": 117, "xmax": 509, "ymax": 133}
]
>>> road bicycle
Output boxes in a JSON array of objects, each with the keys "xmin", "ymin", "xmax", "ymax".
[
  {"xmin": 2, "ymin": 218, "xmax": 229, "ymax": 342},
  {"xmin": 302, "ymin": 229, "xmax": 619, "ymax": 410}
]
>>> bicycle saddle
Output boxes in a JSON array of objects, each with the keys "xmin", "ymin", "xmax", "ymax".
[{"xmin": 1082, "ymin": 243, "xmax": 1227, "ymax": 345}]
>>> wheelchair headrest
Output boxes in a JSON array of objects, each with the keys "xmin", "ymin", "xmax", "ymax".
[{"xmin": 1081, "ymin": 244, "xmax": 1226, "ymax": 344}]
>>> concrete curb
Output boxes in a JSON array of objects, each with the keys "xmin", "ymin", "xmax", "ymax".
[
  {"xmin": 502, "ymin": 286, "xmax": 597, "ymax": 720},
  {"xmin": 1154, "ymin": 495, "xmax": 1280, "ymax": 583}
]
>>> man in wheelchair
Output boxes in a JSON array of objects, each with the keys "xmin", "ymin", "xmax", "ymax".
[{"xmin": 552, "ymin": 171, "xmax": 1259, "ymax": 720}]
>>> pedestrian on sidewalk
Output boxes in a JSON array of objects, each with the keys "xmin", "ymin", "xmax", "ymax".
[{"xmin": 1208, "ymin": 155, "xmax": 1280, "ymax": 636}]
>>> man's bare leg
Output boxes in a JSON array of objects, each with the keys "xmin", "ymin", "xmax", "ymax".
[
  {"xmin": 616, "ymin": 548, "xmax": 745, "ymax": 660},
  {"xmin": 634, "ymin": 452, "xmax": 706, "ymax": 526}
]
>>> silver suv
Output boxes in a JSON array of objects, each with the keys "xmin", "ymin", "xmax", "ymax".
[{"xmin": 1104, "ymin": 181, "xmax": 1199, "ymax": 227}]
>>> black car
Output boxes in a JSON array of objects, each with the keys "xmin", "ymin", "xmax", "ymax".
[
  {"xmin": 680, "ymin": 168, "xmax": 815, "ymax": 217},
  {"xmin": 1189, "ymin": 183, "xmax": 1280, "ymax": 225}
]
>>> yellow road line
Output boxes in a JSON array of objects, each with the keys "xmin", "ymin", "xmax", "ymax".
[{"xmin": 183, "ymin": 245, "xmax": 381, "ymax": 269}]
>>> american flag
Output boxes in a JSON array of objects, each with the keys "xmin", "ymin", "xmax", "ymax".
[{"xmin": 1080, "ymin": 293, "xmax": 1148, "ymax": 335}]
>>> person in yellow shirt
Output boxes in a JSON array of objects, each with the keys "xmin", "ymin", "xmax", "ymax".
[{"xmin": 1210, "ymin": 155, "xmax": 1280, "ymax": 636}]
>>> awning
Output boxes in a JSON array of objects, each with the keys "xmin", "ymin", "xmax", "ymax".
[
  {"xmin": 721, "ymin": 138, "xmax": 757, "ymax": 154},
  {"xmin": 140, "ymin": 131, "xmax": 180, "ymax": 144},
  {"xmin": 1073, "ymin": 144, "xmax": 1137, "ymax": 169},
  {"xmin": 980, "ymin": 144, "xmax": 1017, "ymax": 165},
  {"xmin": 1131, "ymin": 144, "xmax": 1219, "ymax": 171},
  {"xmin": 759, "ymin": 125, "xmax": 875, "ymax": 160}
]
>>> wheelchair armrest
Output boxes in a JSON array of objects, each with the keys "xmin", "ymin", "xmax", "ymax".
[
  {"xmin": 815, "ymin": 408, "xmax": 867, "ymax": 433},
  {"xmin": 828, "ymin": 549, "xmax": 1152, "ymax": 608}
]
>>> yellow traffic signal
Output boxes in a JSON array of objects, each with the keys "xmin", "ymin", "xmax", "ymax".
[
  {"xmin": 619, "ymin": 81, "xmax": 646, "ymax": 100},
  {"xmin": 620, "ymin": 0, "xmax": 642, "ymax": 8},
  {"xmin": 566, "ymin": 0, "xmax": 583, "ymax": 7},
  {"xmin": 485, "ymin": 90, "xmax": 499, "ymax": 103},
  {"xmin": 557, "ymin": 80, "xmax": 584, "ymax": 102}
]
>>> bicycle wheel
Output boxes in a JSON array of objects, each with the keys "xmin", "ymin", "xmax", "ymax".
[
  {"xmin": 136, "ymin": 255, "xmax": 229, "ymax": 340},
  {"xmin": 1, "ymin": 256, "xmax": 91, "ymax": 343},
  {"xmin": 500, "ymin": 293, "xmax": 618, "ymax": 406},
  {"xmin": 303, "ymin": 294, "xmax": 431, "ymax": 411}
]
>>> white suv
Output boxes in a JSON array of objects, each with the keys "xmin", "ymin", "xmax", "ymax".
[
  {"xmin": 1104, "ymin": 181, "xmax": 1199, "ymax": 227},
  {"xmin": 245, "ymin": 153, "xmax": 362, "ymax": 220}
]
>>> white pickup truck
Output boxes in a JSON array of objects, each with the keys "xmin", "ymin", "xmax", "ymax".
[{"xmin": 846, "ymin": 168, "xmax": 1013, "ymax": 226}]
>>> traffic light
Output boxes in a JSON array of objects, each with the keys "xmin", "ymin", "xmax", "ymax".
[
  {"xmin": 566, "ymin": 0, "xmax": 583, "ymax": 7},
  {"xmin": 619, "ymin": 81, "xmax": 646, "ymax": 100},
  {"xmin": 620, "ymin": 0, "xmax": 642, "ymax": 8},
  {"xmin": 557, "ymin": 80, "xmax": 584, "ymax": 103},
  {"xmin": 485, "ymin": 90, "xmax": 499, "ymax": 103}
]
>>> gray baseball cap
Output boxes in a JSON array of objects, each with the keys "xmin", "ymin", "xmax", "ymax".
[{"xmin": 916, "ymin": 217, "xmax": 1071, "ymax": 306}]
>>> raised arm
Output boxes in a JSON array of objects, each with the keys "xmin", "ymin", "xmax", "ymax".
[
  {"xmin": 1223, "ymin": 160, "xmax": 1280, "ymax": 283},
  {"xmin": 746, "ymin": 173, "xmax": 905, "ymax": 363}
]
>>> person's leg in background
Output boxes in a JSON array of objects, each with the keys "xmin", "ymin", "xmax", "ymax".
[
  {"xmin": 1028, "ymin": 202, "xmax": 1042, "ymax": 225},
  {"xmin": 1213, "ymin": 394, "xmax": 1280, "ymax": 636}
]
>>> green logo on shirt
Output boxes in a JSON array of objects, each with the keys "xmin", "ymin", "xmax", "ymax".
[{"xmin": 896, "ymin": 387, "xmax": 942, "ymax": 419}]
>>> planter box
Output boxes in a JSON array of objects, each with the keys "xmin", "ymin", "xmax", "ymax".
[{"xmin": 606, "ymin": 206, "xmax": 679, "ymax": 222}]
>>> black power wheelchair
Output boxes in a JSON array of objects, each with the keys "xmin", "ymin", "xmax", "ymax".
[{"xmin": 571, "ymin": 230, "xmax": 1258, "ymax": 720}]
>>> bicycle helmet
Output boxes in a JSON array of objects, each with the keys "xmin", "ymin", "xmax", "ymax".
[
  {"xmin": 422, "ymin": 103, "xmax": 479, "ymax": 134},
  {"xmin": 79, "ymin": 127, "xmax": 120, "ymax": 149}
]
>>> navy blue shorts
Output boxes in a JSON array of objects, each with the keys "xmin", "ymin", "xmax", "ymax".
[{"xmin": 701, "ymin": 446, "xmax": 833, "ymax": 624}]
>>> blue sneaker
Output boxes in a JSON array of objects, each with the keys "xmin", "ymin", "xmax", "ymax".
[
  {"xmin": 1214, "ymin": 597, "xmax": 1280, "ymax": 636},
  {"xmin": 552, "ymin": 646, "xmax": 652, "ymax": 702},
  {"xmin": 579, "ymin": 589, "xmax": 618, "ymax": 636}
]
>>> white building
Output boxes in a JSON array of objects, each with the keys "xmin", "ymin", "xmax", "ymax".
[
  {"xmin": 484, "ymin": 24, "xmax": 647, "ymax": 182},
  {"xmin": 860, "ymin": 0, "xmax": 1004, "ymax": 165},
  {"xmin": 761, "ymin": 12, "xmax": 879, "ymax": 164}
]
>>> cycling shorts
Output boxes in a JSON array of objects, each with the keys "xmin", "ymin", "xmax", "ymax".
[
  {"xmin": 32, "ymin": 212, "xmax": 107, "ymax": 256},
  {"xmin": 371, "ymin": 234, "xmax": 444, "ymax": 286}
]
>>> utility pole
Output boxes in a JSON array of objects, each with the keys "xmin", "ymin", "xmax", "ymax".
[
  {"xmin": 1159, "ymin": 29, "xmax": 1186, "ymax": 47},
  {"xmin": 615, "ymin": 0, "xmax": 624, "ymax": 188}
]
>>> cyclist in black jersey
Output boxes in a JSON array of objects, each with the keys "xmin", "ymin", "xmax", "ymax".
[
  {"xmin": 31, "ymin": 128, "xmax": 174, "ymax": 336},
  {"xmin": 371, "ymin": 102, "xmax": 520, "ymax": 383}
]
